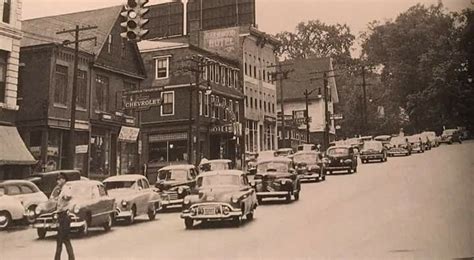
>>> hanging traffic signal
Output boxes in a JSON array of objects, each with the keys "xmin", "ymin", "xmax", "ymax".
[{"xmin": 120, "ymin": 0, "xmax": 149, "ymax": 41}]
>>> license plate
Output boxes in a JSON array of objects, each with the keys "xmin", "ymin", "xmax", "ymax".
[{"xmin": 203, "ymin": 207, "xmax": 216, "ymax": 215}]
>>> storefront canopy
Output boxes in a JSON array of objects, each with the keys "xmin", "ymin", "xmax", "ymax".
[{"xmin": 0, "ymin": 126, "xmax": 37, "ymax": 166}]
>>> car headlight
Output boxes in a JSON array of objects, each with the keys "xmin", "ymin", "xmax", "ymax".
[
  {"xmin": 178, "ymin": 187, "xmax": 184, "ymax": 194},
  {"xmin": 222, "ymin": 206, "xmax": 230, "ymax": 215},
  {"xmin": 344, "ymin": 159, "xmax": 352, "ymax": 164},
  {"xmin": 183, "ymin": 198, "xmax": 191, "ymax": 205},
  {"xmin": 231, "ymin": 197, "xmax": 239, "ymax": 204},
  {"xmin": 73, "ymin": 205, "xmax": 80, "ymax": 214},
  {"xmin": 52, "ymin": 213, "xmax": 58, "ymax": 220},
  {"xmin": 35, "ymin": 207, "xmax": 42, "ymax": 215},
  {"xmin": 121, "ymin": 200, "xmax": 128, "ymax": 207},
  {"xmin": 190, "ymin": 208, "xmax": 197, "ymax": 216},
  {"xmin": 281, "ymin": 179, "xmax": 287, "ymax": 185}
]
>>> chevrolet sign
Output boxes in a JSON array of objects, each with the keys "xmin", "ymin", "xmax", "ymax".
[{"xmin": 124, "ymin": 98, "xmax": 162, "ymax": 110}]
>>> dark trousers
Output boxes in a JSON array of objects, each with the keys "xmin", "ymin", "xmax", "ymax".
[{"xmin": 54, "ymin": 212, "xmax": 75, "ymax": 260}]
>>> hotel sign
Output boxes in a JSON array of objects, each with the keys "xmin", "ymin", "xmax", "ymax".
[{"xmin": 201, "ymin": 27, "xmax": 240, "ymax": 60}]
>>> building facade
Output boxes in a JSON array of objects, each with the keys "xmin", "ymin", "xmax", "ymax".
[
  {"xmin": 137, "ymin": 40, "xmax": 244, "ymax": 171},
  {"xmin": 17, "ymin": 6, "xmax": 146, "ymax": 179}
]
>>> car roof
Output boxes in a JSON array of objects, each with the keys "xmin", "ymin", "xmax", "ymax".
[
  {"xmin": 374, "ymin": 135, "xmax": 391, "ymax": 139},
  {"xmin": 66, "ymin": 180, "xmax": 103, "ymax": 187},
  {"xmin": 198, "ymin": 170, "xmax": 244, "ymax": 177},
  {"xmin": 0, "ymin": 180, "xmax": 37, "ymax": 186},
  {"xmin": 294, "ymin": 151, "xmax": 318, "ymax": 155},
  {"xmin": 328, "ymin": 145, "xmax": 352, "ymax": 149},
  {"xmin": 103, "ymin": 174, "xmax": 146, "ymax": 182},
  {"xmin": 364, "ymin": 140, "xmax": 383, "ymax": 144},
  {"xmin": 207, "ymin": 159, "xmax": 232, "ymax": 163},
  {"xmin": 159, "ymin": 164, "xmax": 195, "ymax": 171},
  {"xmin": 31, "ymin": 170, "xmax": 80, "ymax": 176},
  {"xmin": 276, "ymin": 148, "xmax": 293, "ymax": 151},
  {"xmin": 256, "ymin": 157, "xmax": 292, "ymax": 164}
]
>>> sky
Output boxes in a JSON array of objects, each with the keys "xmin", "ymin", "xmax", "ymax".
[{"xmin": 22, "ymin": 0, "xmax": 472, "ymax": 55}]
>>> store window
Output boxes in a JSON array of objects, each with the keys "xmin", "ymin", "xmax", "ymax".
[
  {"xmin": 149, "ymin": 140, "xmax": 187, "ymax": 163},
  {"xmin": 161, "ymin": 91, "xmax": 174, "ymax": 115},
  {"xmin": 0, "ymin": 51, "xmax": 7, "ymax": 103},
  {"xmin": 95, "ymin": 75, "xmax": 109, "ymax": 112},
  {"xmin": 120, "ymin": 143, "xmax": 137, "ymax": 175},
  {"xmin": 77, "ymin": 70, "xmax": 87, "ymax": 109},
  {"xmin": 54, "ymin": 65, "xmax": 68, "ymax": 105},
  {"xmin": 90, "ymin": 135, "xmax": 110, "ymax": 176},
  {"xmin": 155, "ymin": 57, "xmax": 169, "ymax": 79}
]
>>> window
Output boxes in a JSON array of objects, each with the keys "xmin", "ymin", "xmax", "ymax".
[
  {"xmin": 250, "ymin": 97, "xmax": 253, "ymax": 108},
  {"xmin": 215, "ymin": 96, "xmax": 220, "ymax": 119},
  {"xmin": 210, "ymin": 64, "xmax": 215, "ymax": 82},
  {"xmin": 95, "ymin": 75, "xmax": 109, "ymax": 111},
  {"xmin": 121, "ymin": 38, "xmax": 127, "ymax": 57},
  {"xmin": 245, "ymin": 96, "xmax": 248, "ymax": 107},
  {"xmin": 77, "ymin": 70, "xmax": 87, "ymax": 108},
  {"xmin": 222, "ymin": 98, "xmax": 227, "ymax": 120},
  {"xmin": 272, "ymin": 103, "xmax": 275, "ymax": 113},
  {"xmin": 259, "ymin": 99, "xmax": 262, "ymax": 109},
  {"xmin": 225, "ymin": 68, "xmax": 229, "ymax": 86},
  {"xmin": 264, "ymin": 101, "xmax": 267, "ymax": 112},
  {"xmin": 210, "ymin": 95, "xmax": 215, "ymax": 118},
  {"xmin": 54, "ymin": 65, "xmax": 68, "ymax": 105},
  {"xmin": 204, "ymin": 93, "xmax": 209, "ymax": 117},
  {"xmin": 221, "ymin": 66, "xmax": 225, "ymax": 85},
  {"xmin": 203, "ymin": 64, "xmax": 208, "ymax": 80},
  {"xmin": 254, "ymin": 66, "xmax": 257, "ymax": 79},
  {"xmin": 263, "ymin": 69, "xmax": 266, "ymax": 82},
  {"xmin": 20, "ymin": 185, "xmax": 35, "ymax": 194},
  {"xmin": 244, "ymin": 63, "xmax": 248, "ymax": 75},
  {"xmin": 230, "ymin": 70, "xmax": 234, "ymax": 87},
  {"xmin": 235, "ymin": 101, "xmax": 240, "ymax": 122},
  {"xmin": 199, "ymin": 91, "xmax": 203, "ymax": 116},
  {"xmin": 2, "ymin": 0, "xmax": 11, "ymax": 23},
  {"xmin": 249, "ymin": 63, "xmax": 252, "ymax": 77},
  {"xmin": 215, "ymin": 65, "xmax": 220, "ymax": 83},
  {"xmin": 161, "ymin": 91, "xmax": 174, "ymax": 115},
  {"xmin": 107, "ymin": 35, "xmax": 112, "ymax": 53},
  {"xmin": 0, "ymin": 51, "xmax": 7, "ymax": 103},
  {"xmin": 155, "ymin": 57, "xmax": 169, "ymax": 79}
]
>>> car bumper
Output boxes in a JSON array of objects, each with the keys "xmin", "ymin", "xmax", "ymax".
[
  {"xmin": 162, "ymin": 198, "xmax": 184, "ymax": 207},
  {"xmin": 256, "ymin": 191, "xmax": 290, "ymax": 198},
  {"xmin": 181, "ymin": 204, "xmax": 243, "ymax": 220},
  {"xmin": 299, "ymin": 173, "xmax": 321, "ymax": 181},
  {"xmin": 33, "ymin": 220, "xmax": 86, "ymax": 230},
  {"xmin": 326, "ymin": 165, "xmax": 351, "ymax": 171},
  {"xmin": 360, "ymin": 154, "xmax": 384, "ymax": 160}
]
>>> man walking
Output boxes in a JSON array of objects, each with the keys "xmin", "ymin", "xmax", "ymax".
[{"xmin": 53, "ymin": 173, "xmax": 75, "ymax": 260}]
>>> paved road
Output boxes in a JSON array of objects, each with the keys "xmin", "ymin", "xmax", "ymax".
[{"xmin": 1, "ymin": 142, "xmax": 473, "ymax": 259}]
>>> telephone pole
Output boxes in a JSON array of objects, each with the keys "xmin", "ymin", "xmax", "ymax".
[
  {"xmin": 57, "ymin": 25, "xmax": 97, "ymax": 170},
  {"xmin": 269, "ymin": 63, "xmax": 293, "ymax": 149},
  {"xmin": 361, "ymin": 65, "xmax": 368, "ymax": 136}
]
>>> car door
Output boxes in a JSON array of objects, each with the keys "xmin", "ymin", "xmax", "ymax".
[
  {"xmin": 96, "ymin": 184, "xmax": 114, "ymax": 224},
  {"xmin": 136, "ymin": 179, "xmax": 149, "ymax": 215},
  {"xmin": 240, "ymin": 175, "xmax": 254, "ymax": 213}
]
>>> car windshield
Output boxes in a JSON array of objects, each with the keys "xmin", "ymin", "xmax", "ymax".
[
  {"xmin": 293, "ymin": 153, "xmax": 317, "ymax": 163},
  {"xmin": 208, "ymin": 162, "xmax": 230, "ymax": 171},
  {"xmin": 158, "ymin": 170, "xmax": 188, "ymax": 181},
  {"xmin": 60, "ymin": 183, "xmax": 92, "ymax": 199},
  {"xmin": 257, "ymin": 161, "xmax": 289, "ymax": 173},
  {"xmin": 327, "ymin": 148, "xmax": 349, "ymax": 156},
  {"xmin": 197, "ymin": 175, "xmax": 240, "ymax": 188},
  {"xmin": 363, "ymin": 142, "xmax": 383, "ymax": 150},
  {"xmin": 391, "ymin": 137, "xmax": 406, "ymax": 145},
  {"xmin": 104, "ymin": 181, "xmax": 135, "ymax": 190},
  {"xmin": 275, "ymin": 150, "xmax": 292, "ymax": 156},
  {"xmin": 442, "ymin": 130, "xmax": 456, "ymax": 135}
]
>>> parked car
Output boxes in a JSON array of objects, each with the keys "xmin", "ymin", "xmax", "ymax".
[
  {"xmin": 33, "ymin": 180, "xmax": 115, "ymax": 239},
  {"xmin": 297, "ymin": 144, "xmax": 316, "ymax": 152},
  {"xmin": 439, "ymin": 129, "xmax": 462, "ymax": 144},
  {"xmin": 257, "ymin": 150, "xmax": 276, "ymax": 160},
  {"xmin": 323, "ymin": 146, "xmax": 358, "ymax": 174},
  {"xmin": 345, "ymin": 138, "xmax": 363, "ymax": 153},
  {"xmin": 199, "ymin": 159, "xmax": 233, "ymax": 173},
  {"xmin": 292, "ymin": 151, "xmax": 325, "ymax": 182},
  {"xmin": 155, "ymin": 165, "xmax": 198, "ymax": 209},
  {"xmin": 359, "ymin": 141, "xmax": 388, "ymax": 163},
  {"xmin": 252, "ymin": 157, "xmax": 301, "ymax": 203},
  {"xmin": 103, "ymin": 175, "xmax": 161, "ymax": 224},
  {"xmin": 274, "ymin": 148, "xmax": 294, "ymax": 158},
  {"xmin": 374, "ymin": 135, "xmax": 392, "ymax": 149},
  {"xmin": 407, "ymin": 135, "xmax": 425, "ymax": 153},
  {"xmin": 0, "ymin": 180, "xmax": 48, "ymax": 223},
  {"xmin": 0, "ymin": 192, "xmax": 25, "ymax": 230},
  {"xmin": 387, "ymin": 137, "xmax": 412, "ymax": 156},
  {"xmin": 417, "ymin": 134, "xmax": 432, "ymax": 150},
  {"xmin": 181, "ymin": 170, "xmax": 257, "ymax": 229},
  {"xmin": 245, "ymin": 152, "xmax": 258, "ymax": 174},
  {"xmin": 27, "ymin": 170, "xmax": 82, "ymax": 198},
  {"xmin": 421, "ymin": 131, "xmax": 439, "ymax": 147}
]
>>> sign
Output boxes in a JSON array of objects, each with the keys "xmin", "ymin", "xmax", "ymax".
[
  {"xmin": 201, "ymin": 27, "xmax": 241, "ymax": 60},
  {"xmin": 119, "ymin": 126, "xmax": 140, "ymax": 142},
  {"xmin": 124, "ymin": 96, "xmax": 162, "ymax": 111},
  {"xmin": 75, "ymin": 145, "xmax": 88, "ymax": 154},
  {"xmin": 330, "ymin": 113, "xmax": 343, "ymax": 120}
]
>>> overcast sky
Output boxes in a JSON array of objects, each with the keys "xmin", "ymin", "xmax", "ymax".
[{"xmin": 22, "ymin": 0, "xmax": 471, "ymax": 54}]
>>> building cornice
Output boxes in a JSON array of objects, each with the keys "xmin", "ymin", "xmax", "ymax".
[{"xmin": 0, "ymin": 24, "xmax": 22, "ymax": 40}]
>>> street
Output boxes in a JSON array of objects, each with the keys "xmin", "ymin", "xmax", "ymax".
[{"xmin": 1, "ymin": 142, "xmax": 473, "ymax": 259}]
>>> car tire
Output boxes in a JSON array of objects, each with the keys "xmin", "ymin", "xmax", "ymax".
[
  {"xmin": 127, "ymin": 206, "xmax": 136, "ymax": 225},
  {"xmin": 286, "ymin": 192, "xmax": 292, "ymax": 202},
  {"xmin": 103, "ymin": 214, "xmax": 112, "ymax": 231},
  {"xmin": 26, "ymin": 205, "xmax": 37, "ymax": 224},
  {"xmin": 246, "ymin": 211, "xmax": 254, "ymax": 221},
  {"xmin": 80, "ymin": 217, "xmax": 89, "ymax": 237},
  {"xmin": 184, "ymin": 218, "xmax": 194, "ymax": 229},
  {"xmin": 148, "ymin": 205, "xmax": 156, "ymax": 221},
  {"xmin": 257, "ymin": 197, "xmax": 263, "ymax": 204},
  {"xmin": 0, "ymin": 211, "xmax": 11, "ymax": 230},
  {"xmin": 232, "ymin": 217, "xmax": 241, "ymax": 227},
  {"xmin": 354, "ymin": 167, "xmax": 357, "ymax": 173},
  {"xmin": 37, "ymin": 228, "xmax": 47, "ymax": 239},
  {"xmin": 294, "ymin": 191, "xmax": 300, "ymax": 201}
]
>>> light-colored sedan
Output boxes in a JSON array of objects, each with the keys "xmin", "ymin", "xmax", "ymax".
[
  {"xmin": 103, "ymin": 175, "xmax": 162, "ymax": 224},
  {"xmin": 0, "ymin": 192, "xmax": 25, "ymax": 230},
  {"xmin": 0, "ymin": 180, "xmax": 48, "ymax": 223}
]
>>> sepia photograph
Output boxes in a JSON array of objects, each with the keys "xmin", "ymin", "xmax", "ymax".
[{"xmin": 0, "ymin": 0, "xmax": 473, "ymax": 259}]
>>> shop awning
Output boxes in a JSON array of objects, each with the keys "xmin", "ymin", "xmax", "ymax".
[{"xmin": 0, "ymin": 126, "xmax": 37, "ymax": 166}]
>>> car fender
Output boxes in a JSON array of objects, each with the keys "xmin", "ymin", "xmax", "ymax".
[{"xmin": 0, "ymin": 197, "xmax": 24, "ymax": 220}]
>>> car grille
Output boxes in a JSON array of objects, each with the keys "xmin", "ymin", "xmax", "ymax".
[
  {"xmin": 162, "ymin": 192, "xmax": 179, "ymax": 200},
  {"xmin": 196, "ymin": 204, "xmax": 222, "ymax": 216}
]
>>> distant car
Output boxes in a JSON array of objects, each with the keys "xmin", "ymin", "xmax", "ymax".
[
  {"xmin": 274, "ymin": 148, "xmax": 295, "ymax": 158},
  {"xmin": 421, "ymin": 131, "xmax": 439, "ymax": 147},
  {"xmin": 417, "ymin": 134, "xmax": 432, "ymax": 150},
  {"xmin": 0, "ymin": 192, "xmax": 25, "ymax": 230},
  {"xmin": 345, "ymin": 138, "xmax": 363, "ymax": 153},
  {"xmin": 27, "ymin": 170, "xmax": 82, "ymax": 198},
  {"xmin": 33, "ymin": 180, "xmax": 115, "ymax": 239},
  {"xmin": 374, "ymin": 135, "xmax": 392, "ymax": 149},
  {"xmin": 359, "ymin": 141, "xmax": 387, "ymax": 163},
  {"xmin": 439, "ymin": 129, "xmax": 462, "ymax": 144},
  {"xmin": 292, "ymin": 151, "xmax": 326, "ymax": 182},
  {"xmin": 252, "ymin": 157, "xmax": 301, "ymax": 203},
  {"xmin": 407, "ymin": 136, "xmax": 425, "ymax": 153},
  {"xmin": 181, "ymin": 170, "xmax": 257, "ymax": 229},
  {"xmin": 199, "ymin": 159, "xmax": 233, "ymax": 173},
  {"xmin": 297, "ymin": 144, "xmax": 316, "ymax": 152},
  {"xmin": 155, "ymin": 165, "xmax": 198, "ymax": 209},
  {"xmin": 323, "ymin": 146, "xmax": 358, "ymax": 174},
  {"xmin": 0, "ymin": 180, "xmax": 48, "ymax": 223},
  {"xmin": 103, "ymin": 175, "xmax": 161, "ymax": 224},
  {"xmin": 387, "ymin": 137, "xmax": 412, "ymax": 156},
  {"xmin": 257, "ymin": 150, "xmax": 277, "ymax": 160},
  {"xmin": 245, "ymin": 152, "xmax": 258, "ymax": 174}
]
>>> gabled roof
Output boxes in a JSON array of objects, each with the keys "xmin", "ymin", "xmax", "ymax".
[
  {"xmin": 277, "ymin": 57, "xmax": 339, "ymax": 104},
  {"xmin": 21, "ymin": 6, "xmax": 122, "ymax": 58}
]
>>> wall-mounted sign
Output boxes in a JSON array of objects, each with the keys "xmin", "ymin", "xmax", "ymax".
[
  {"xmin": 330, "ymin": 113, "xmax": 343, "ymax": 120},
  {"xmin": 75, "ymin": 145, "xmax": 88, "ymax": 154},
  {"xmin": 201, "ymin": 27, "xmax": 240, "ymax": 60},
  {"xmin": 124, "ymin": 96, "xmax": 163, "ymax": 111},
  {"xmin": 119, "ymin": 126, "xmax": 140, "ymax": 142}
]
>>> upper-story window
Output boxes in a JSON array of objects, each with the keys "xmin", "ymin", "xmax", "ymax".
[
  {"xmin": 215, "ymin": 65, "xmax": 220, "ymax": 83},
  {"xmin": 155, "ymin": 57, "xmax": 169, "ymax": 79},
  {"xmin": 210, "ymin": 95, "xmax": 215, "ymax": 118},
  {"xmin": 222, "ymin": 98, "xmax": 227, "ymax": 120},
  {"xmin": 0, "ymin": 51, "xmax": 7, "ymax": 103},
  {"xmin": 54, "ymin": 65, "xmax": 68, "ymax": 106},
  {"xmin": 161, "ymin": 91, "xmax": 174, "ymax": 116},
  {"xmin": 235, "ymin": 101, "xmax": 240, "ymax": 122},
  {"xmin": 95, "ymin": 75, "xmax": 109, "ymax": 112},
  {"xmin": 107, "ymin": 35, "xmax": 112, "ymax": 53},
  {"xmin": 2, "ymin": 0, "xmax": 11, "ymax": 24},
  {"xmin": 210, "ymin": 64, "xmax": 215, "ymax": 82},
  {"xmin": 77, "ymin": 70, "xmax": 88, "ymax": 109}
]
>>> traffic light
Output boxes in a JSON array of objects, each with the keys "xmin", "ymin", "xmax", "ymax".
[{"xmin": 120, "ymin": 0, "xmax": 149, "ymax": 41}]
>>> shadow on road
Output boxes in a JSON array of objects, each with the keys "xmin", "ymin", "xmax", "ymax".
[{"xmin": 37, "ymin": 228, "xmax": 117, "ymax": 241}]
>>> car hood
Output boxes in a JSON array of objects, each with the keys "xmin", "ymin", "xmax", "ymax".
[
  {"xmin": 256, "ymin": 171, "xmax": 293, "ymax": 179},
  {"xmin": 37, "ymin": 197, "xmax": 90, "ymax": 215},
  {"xmin": 156, "ymin": 180, "xmax": 189, "ymax": 191},
  {"xmin": 361, "ymin": 149, "xmax": 383, "ymax": 153},
  {"xmin": 192, "ymin": 186, "xmax": 243, "ymax": 203},
  {"xmin": 107, "ymin": 188, "xmax": 138, "ymax": 201},
  {"xmin": 326, "ymin": 154, "xmax": 350, "ymax": 160}
]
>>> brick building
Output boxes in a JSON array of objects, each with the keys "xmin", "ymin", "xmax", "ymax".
[{"xmin": 17, "ymin": 6, "xmax": 146, "ymax": 179}]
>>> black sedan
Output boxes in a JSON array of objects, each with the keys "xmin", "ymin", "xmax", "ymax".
[{"xmin": 323, "ymin": 146, "xmax": 358, "ymax": 174}]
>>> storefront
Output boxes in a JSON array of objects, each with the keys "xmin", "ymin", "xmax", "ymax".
[{"xmin": 0, "ymin": 126, "xmax": 37, "ymax": 180}]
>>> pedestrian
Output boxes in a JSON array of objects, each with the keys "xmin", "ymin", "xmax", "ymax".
[{"xmin": 54, "ymin": 173, "xmax": 75, "ymax": 260}]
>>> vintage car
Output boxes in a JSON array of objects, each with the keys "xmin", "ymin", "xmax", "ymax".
[
  {"xmin": 103, "ymin": 175, "xmax": 161, "ymax": 224},
  {"xmin": 27, "ymin": 170, "xmax": 82, "ymax": 198},
  {"xmin": 181, "ymin": 170, "xmax": 257, "ymax": 229},
  {"xmin": 359, "ymin": 141, "xmax": 387, "ymax": 163},
  {"xmin": 439, "ymin": 129, "xmax": 462, "ymax": 144},
  {"xmin": 292, "ymin": 151, "xmax": 325, "ymax": 182},
  {"xmin": 245, "ymin": 152, "xmax": 258, "ymax": 174},
  {"xmin": 0, "ymin": 192, "xmax": 25, "ymax": 230},
  {"xmin": 0, "ymin": 180, "xmax": 48, "ymax": 223},
  {"xmin": 374, "ymin": 135, "xmax": 392, "ymax": 149},
  {"xmin": 387, "ymin": 137, "xmax": 412, "ymax": 156},
  {"xmin": 274, "ymin": 148, "xmax": 294, "ymax": 158},
  {"xmin": 297, "ymin": 144, "xmax": 317, "ymax": 152},
  {"xmin": 323, "ymin": 146, "xmax": 358, "ymax": 174},
  {"xmin": 155, "ymin": 165, "xmax": 198, "ymax": 209},
  {"xmin": 407, "ymin": 135, "xmax": 425, "ymax": 153},
  {"xmin": 416, "ymin": 134, "xmax": 432, "ymax": 150},
  {"xmin": 199, "ymin": 159, "xmax": 233, "ymax": 173},
  {"xmin": 252, "ymin": 157, "xmax": 301, "ymax": 203},
  {"xmin": 33, "ymin": 180, "xmax": 115, "ymax": 239},
  {"xmin": 421, "ymin": 131, "xmax": 439, "ymax": 147},
  {"xmin": 257, "ymin": 150, "xmax": 276, "ymax": 160}
]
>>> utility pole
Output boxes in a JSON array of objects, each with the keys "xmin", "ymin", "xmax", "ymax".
[
  {"xmin": 269, "ymin": 63, "xmax": 293, "ymax": 149},
  {"xmin": 361, "ymin": 65, "xmax": 368, "ymax": 136},
  {"xmin": 57, "ymin": 25, "xmax": 97, "ymax": 170}
]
